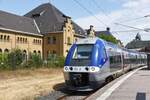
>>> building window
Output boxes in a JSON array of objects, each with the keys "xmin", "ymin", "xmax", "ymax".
[
  {"xmin": 38, "ymin": 50, "xmax": 41, "ymax": 54},
  {"xmin": 0, "ymin": 35, "xmax": 10, "ymax": 42},
  {"xmin": 4, "ymin": 49, "xmax": 9, "ymax": 53},
  {"xmin": 23, "ymin": 38, "xmax": 25, "ymax": 43},
  {"xmin": 23, "ymin": 50, "xmax": 27, "ymax": 60},
  {"xmin": 0, "ymin": 35, "xmax": 3, "ymax": 39},
  {"xmin": 47, "ymin": 37, "xmax": 51, "ymax": 44},
  {"xmin": 39, "ymin": 40, "xmax": 41, "ymax": 44},
  {"xmin": 53, "ymin": 37, "xmax": 56, "ymax": 44},
  {"xmin": 4, "ymin": 35, "xmax": 6, "ymax": 40},
  {"xmin": 7, "ymin": 36, "xmax": 10, "ymax": 41},
  {"xmin": 33, "ymin": 39, "xmax": 41, "ymax": 45},
  {"xmin": 33, "ymin": 50, "xmax": 36, "ymax": 54},
  {"xmin": 25, "ymin": 38, "xmax": 27, "ymax": 43},
  {"xmin": 66, "ymin": 50, "xmax": 69, "ymax": 53},
  {"xmin": 0, "ymin": 49, "xmax": 2, "ymax": 53},
  {"xmin": 67, "ymin": 37, "xmax": 71, "ymax": 45},
  {"xmin": 20, "ymin": 37, "xmax": 22, "ymax": 42},
  {"xmin": 52, "ymin": 50, "xmax": 56, "ymax": 54},
  {"xmin": 17, "ymin": 37, "xmax": 19, "ymax": 42}
]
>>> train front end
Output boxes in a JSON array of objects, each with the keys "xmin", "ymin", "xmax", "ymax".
[{"xmin": 64, "ymin": 38, "xmax": 107, "ymax": 91}]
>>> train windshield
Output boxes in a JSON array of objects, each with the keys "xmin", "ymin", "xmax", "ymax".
[{"xmin": 72, "ymin": 44, "xmax": 93, "ymax": 59}]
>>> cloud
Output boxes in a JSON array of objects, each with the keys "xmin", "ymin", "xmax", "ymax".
[{"xmin": 74, "ymin": 0, "xmax": 150, "ymax": 45}]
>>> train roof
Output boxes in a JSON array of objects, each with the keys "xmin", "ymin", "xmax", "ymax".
[
  {"xmin": 76, "ymin": 37, "xmax": 104, "ymax": 44},
  {"xmin": 75, "ymin": 37, "xmax": 147, "ymax": 55}
]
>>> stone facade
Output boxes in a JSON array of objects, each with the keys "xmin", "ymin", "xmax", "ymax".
[
  {"xmin": 0, "ymin": 3, "xmax": 86, "ymax": 60},
  {"xmin": 0, "ymin": 30, "xmax": 43, "ymax": 58}
]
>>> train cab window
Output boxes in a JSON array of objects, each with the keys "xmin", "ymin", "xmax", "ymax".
[{"xmin": 72, "ymin": 45, "xmax": 93, "ymax": 59}]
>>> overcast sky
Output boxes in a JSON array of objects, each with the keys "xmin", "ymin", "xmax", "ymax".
[{"xmin": 0, "ymin": 0, "xmax": 150, "ymax": 45}]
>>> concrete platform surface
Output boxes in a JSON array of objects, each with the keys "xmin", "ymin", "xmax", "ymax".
[{"xmin": 87, "ymin": 67, "xmax": 150, "ymax": 100}]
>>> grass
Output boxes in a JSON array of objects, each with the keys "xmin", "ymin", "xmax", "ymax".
[{"xmin": 0, "ymin": 67, "xmax": 63, "ymax": 80}]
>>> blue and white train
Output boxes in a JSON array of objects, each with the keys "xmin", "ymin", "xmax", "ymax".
[{"xmin": 64, "ymin": 37, "xmax": 147, "ymax": 91}]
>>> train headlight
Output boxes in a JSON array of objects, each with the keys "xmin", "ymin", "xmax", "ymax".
[
  {"xmin": 91, "ymin": 67, "xmax": 95, "ymax": 71},
  {"xmin": 64, "ymin": 66, "xmax": 68, "ymax": 71}
]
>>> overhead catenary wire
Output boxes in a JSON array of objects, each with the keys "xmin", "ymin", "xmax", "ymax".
[
  {"xmin": 72, "ymin": 0, "xmax": 150, "ymax": 35},
  {"xmin": 117, "ymin": 14, "xmax": 150, "ymax": 23},
  {"xmin": 92, "ymin": 0, "xmax": 111, "ymax": 20},
  {"xmin": 112, "ymin": 29, "xmax": 145, "ymax": 33},
  {"xmin": 114, "ymin": 23, "xmax": 144, "ymax": 30},
  {"xmin": 73, "ymin": 0, "xmax": 108, "ymax": 27}
]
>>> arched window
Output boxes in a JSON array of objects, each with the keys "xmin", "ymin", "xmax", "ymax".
[
  {"xmin": 23, "ymin": 38, "xmax": 25, "ymax": 43},
  {"xmin": 7, "ymin": 36, "xmax": 10, "ymax": 41},
  {"xmin": 38, "ymin": 50, "xmax": 41, "ymax": 57},
  {"xmin": 25, "ymin": 38, "xmax": 27, "ymax": 43},
  {"xmin": 53, "ymin": 50, "xmax": 56, "ymax": 54},
  {"xmin": 23, "ymin": 50, "xmax": 27, "ymax": 60},
  {"xmin": 33, "ymin": 50, "xmax": 36, "ymax": 53},
  {"xmin": 4, "ymin": 49, "xmax": 9, "ymax": 53},
  {"xmin": 4, "ymin": 35, "xmax": 6, "ymax": 40},
  {"xmin": 17, "ymin": 37, "xmax": 19, "ymax": 42},
  {"xmin": 23, "ymin": 50, "xmax": 27, "ymax": 53},
  {"xmin": 20, "ymin": 37, "xmax": 22, "ymax": 42},
  {"xmin": 0, "ymin": 49, "xmax": 2, "ymax": 53},
  {"xmin": 0, "ymin": 35, "xmax": 3, "ymax": 39},
  {"xmin": 38, "ymin": 50, "xmax": 41, "ymax": 54},
  {"xmin": 53, "ymin": 37, "xmax": 56, "ymax": 44}
]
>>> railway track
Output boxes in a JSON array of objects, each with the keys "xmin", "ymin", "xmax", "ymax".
[
  {"xmin": 36, "ymin": 86, "xmax": 95, "ymax": 100},
  {"xmin": 37, "ymin": 71, "xmax": 124, "ymax": 100},
  {"xmin": 57, "ymin": 91, "xmax": 94, "ymax": 100}
]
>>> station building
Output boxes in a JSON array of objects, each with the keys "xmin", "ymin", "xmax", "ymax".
[
  {"xmin": 0, "ymin": 3, "xmax": 86, "ymax": 60},
  {"xmin": 126, "ymin": 33, "xmax": 150, "ymax": 53}
]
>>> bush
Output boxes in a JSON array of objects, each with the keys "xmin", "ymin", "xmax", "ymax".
[
  {"xmin": 0, "ymin": 49, "xmax": 65, "ymax": 70},
  {"xmin": 7, "ymin": 49, "xmax": 24, "ymax": 69},
  {"xmin": 29, "ymin": 53, "xmax": 43, "ymax": 68},
  {"xmin": 47, "ymin": 54, "xmax": 65, "ymax": 68}
]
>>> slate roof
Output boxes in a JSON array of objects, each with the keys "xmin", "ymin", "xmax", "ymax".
[
  {"xmin": 24, "ymin": 3, "xmax": 86, "ymax": 35},
  {"xmin": 126, "ymin": 40, "xmax": 150, "ymax": 49},
  {"xmin": 0, "ymin": 10, "xmax": 39, "ymax": 34}
]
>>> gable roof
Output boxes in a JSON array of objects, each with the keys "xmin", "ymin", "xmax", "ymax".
[
  {"xmin": 126, "ymin": 40, "xmax": 150, "ymax": 49},
  {"xmin": 24, "ymin": 3, "xmax": 86, "ymax": 35},
  {"xmin": 0, "ymin": 10, "xmax": 39, "ymax": 34}
]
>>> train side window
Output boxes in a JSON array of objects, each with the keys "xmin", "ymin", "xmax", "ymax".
[{"xmin": 103, "ymin": 48, "xmax": 107, "ymax": 59}]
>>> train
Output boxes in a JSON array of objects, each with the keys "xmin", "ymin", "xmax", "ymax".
[{"xmin": 63, "ymin": 37, "xmax": 147, "ymax": 91}]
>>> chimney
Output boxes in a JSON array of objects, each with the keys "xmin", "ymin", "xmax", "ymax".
[
  {"xmin": 63, "ymin": 15, "xmax": 71, "ymax": 23},
  {"xmin": 106, "ymin": 27, "xmax": 110, "ymax": 31}
]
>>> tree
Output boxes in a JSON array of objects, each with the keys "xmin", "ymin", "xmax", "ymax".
[
  {"xmin": 7, "ymin": 49, "xmax": 24, "ymax": 69},
  {"xmin": 98, "ymin": 33, "xmax": 118, "ymax": 44}
]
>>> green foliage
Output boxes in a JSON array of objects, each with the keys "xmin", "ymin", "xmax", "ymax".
[
  {"xmin": 0, "ymin": 53, "xmax": 9, "ymax": 69},
  {"xmin": 29, "ymin": 53, "xmax": 43, "ymax": 68},
  {"xmin": 0, "ymin": 49, "xmax": 65, "ymax": 70},
  {"xmin": 47, "ymin": 54, "xmax": 65, "ymax": 68},
  {"xmin": 98, "ymin": 33, "xmax": 118, "ymax": 44},
  {"xmin": 7, "ymin": 49, "xmax": 24, "ymax": 69}
]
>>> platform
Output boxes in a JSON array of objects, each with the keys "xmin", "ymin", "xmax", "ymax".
[{"xmin": 87, "ymin": 66, "xmax": 150, "ymax": 100}]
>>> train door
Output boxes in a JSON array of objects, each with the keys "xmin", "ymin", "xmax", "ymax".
[{"xmin": 109, "ymin": 50, "xmax": 122, "ymax": 73}]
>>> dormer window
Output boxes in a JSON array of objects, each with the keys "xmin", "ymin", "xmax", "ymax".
[
  {"xmin": 32, "ymin": 13, "xmax": 40, "ymax": 18},
  {"xmin": 32, "ymin": 10, "xmax": 45, "ymax": 18},
  {"xmin": 78, "ymin": 30, "xmax": 81, "ymax": 34}
]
